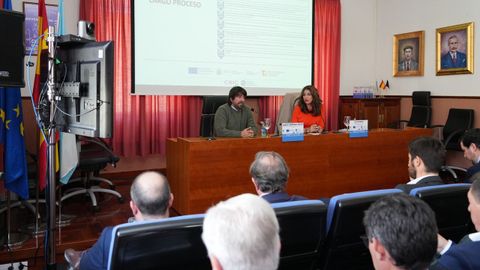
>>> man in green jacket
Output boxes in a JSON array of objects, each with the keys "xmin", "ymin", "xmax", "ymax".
[{"xmin": 214, "ymin": 86, "xmax": 257, "ymax": 137}]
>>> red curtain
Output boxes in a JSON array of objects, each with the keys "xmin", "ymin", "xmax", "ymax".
[
  {"xmin": 260, "ymin": 0, "xmax": 341, "ymax": 131},
  {"xmin": 315, "ymin": 0, "xmax": 341, "ymax": 131},
  {"xmin": 80, "ymin": 0, "xmax": 202, "ymax": 157}
]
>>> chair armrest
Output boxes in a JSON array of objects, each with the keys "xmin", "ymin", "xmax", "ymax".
[{"xmin": 444, "ymin": 129, "xmax": 467, "ymax": 147}]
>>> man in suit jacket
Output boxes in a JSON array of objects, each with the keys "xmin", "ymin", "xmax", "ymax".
[
  {"xmin": 430, "ymin": 178, "xmax": 480, "ymax": 270},
  {"xmin": 65, "ymin": 172, "xmax": 174, "ymax": 270},
  {"xmin": 398, "ymin": 46, "xmax": 419, "ymax": 71},
  {"xmin": 202, "ymin": 194, "xmax": 281, "ymax": 270},
  {"xmin": 250, "ymin": 151, "xmax": 307, "ymax": 203},
  {"xmin": 441, "ymin": 35, "xmax": 467, "ymax": 69},
  {"xmin": 460, "ymin": 128, "xmax": 480, "ymax": 182},
  {"xmin": 395, "ymin": 137, "xmax": 445, "ymax": 193},
  {"xmin": 363, "ymin": 193, "xmax": 438, "ymax": 270}
]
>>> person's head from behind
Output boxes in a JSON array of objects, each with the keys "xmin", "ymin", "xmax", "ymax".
[
  {"xmin": 460, "ymin": 128, "xmax": 480, "ymax": 163},
  {"xmin": 468, "ymin": 178, "xmax": 480, "ymax": 231},
  {"xmin": 298, "ymin": 85, "xmax": 321, "ymax": 116},
  {"xmin": 407, "ymin": 137, "xmax": 445, "ymax": 179},
  {"xmin": 403, "ymin": 46, "xmax": 413, "ymax": 61},
  {"xmin": 202, "ymin": 193, "xmax": 280, "ymax": 270},
  {"xmin": 250, "ymin": 151, "xmax": 289, "ymax": 195},
  {"xmin": 129, "ymin": 171, "xmax": 173, "ymax": 221},
  {"xmin": 228, "ymin": 86, "xmax": 247, "ymax": 109},
  {"xmin": 447, "ymin": 35, "xmax": 459, "ymax": 53},
  {"xmin": 363, "ymin": 193, "xmax": 438, "ymax": 270}
]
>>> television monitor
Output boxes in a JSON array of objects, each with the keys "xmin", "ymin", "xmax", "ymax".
[
  {"xmin": 0, "ymin": 9, "xmax": 25, "ymax": 87},
  {"xmin": 55, "ymin": 41, "xmax": 114, "ymax": 138}
]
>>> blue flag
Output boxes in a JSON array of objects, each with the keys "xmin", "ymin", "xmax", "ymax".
[{"xmin": 0, "ymin": 0, "xmax": 29, "ymax": 199}]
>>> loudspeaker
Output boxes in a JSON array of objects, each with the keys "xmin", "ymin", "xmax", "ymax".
[{"xmin": 0, "ymin": 10, "xmax": 25, "ymax": 88}]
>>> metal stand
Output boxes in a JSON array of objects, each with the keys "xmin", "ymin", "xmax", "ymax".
[
  {"xmin": 45, "ymin": 25, "xmax": 58, "ymax": 269},
  {"xmin": 3, "ymin": 192, "xmax": 29, "ymax": 249}
]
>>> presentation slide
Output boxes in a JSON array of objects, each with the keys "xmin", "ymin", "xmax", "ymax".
[{"xmin": 132, "ymin": 0, "xmax": 313, "ymax": 96}]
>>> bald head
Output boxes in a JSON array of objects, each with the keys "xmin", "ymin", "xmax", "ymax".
[
  {"xmin": 249, "ymin": 151, "xmax": 289, "ymax": 193},
  {"xmin": 130, "ymin": 171, "xmax": 171, "ymax": 218}
]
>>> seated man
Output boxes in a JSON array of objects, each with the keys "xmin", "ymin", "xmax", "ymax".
[
  {"xmin": 202, "ymin": 193, "xmax": 281, "ymax": 270},
  {"xmin": 214, "ymin": 86, "xmax": 257, "ymax": 138},
  {"xmin": 65, "ymin": 171, "xmax": 174, "ymax": 270},
  {"xmin": 396, "ymin": 136, "xmax": 445, "ymax": 193},
  {"xmin": 249, "ymin": 151, "xmax": 307, "ymax": 203},
  {"xmin": 430, "ymin": 177, "xmax": 480, "ymax": 270},
  {"xmin": 460, "ymin": 128, "xmax": 480, "ymax": 182},
  {"xmin": 363, "ymin": 193, "xmax": 438, "ymax": 270}
]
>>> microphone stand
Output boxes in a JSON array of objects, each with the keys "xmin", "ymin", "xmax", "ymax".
[
  {"xmin": 207, "ymin": 114, "xmax": 216, "ymax": 140},
  {"xmin": 45, "ymin": 25, "xmax": 58, "ymax": 270}
]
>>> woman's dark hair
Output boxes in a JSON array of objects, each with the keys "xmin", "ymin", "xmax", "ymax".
[{"xmin": 298, "ymin": 85, "xmax": 322, "ymax": 116}]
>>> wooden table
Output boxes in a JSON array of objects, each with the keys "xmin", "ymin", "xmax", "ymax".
[{"xmin": 166, "ymin": 128, "xmax": 432, "ymax": 214}]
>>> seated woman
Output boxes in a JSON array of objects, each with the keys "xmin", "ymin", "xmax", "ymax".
[{"xmin": 291, "ymin": 85, "xmax": 325, "ymax": 133}]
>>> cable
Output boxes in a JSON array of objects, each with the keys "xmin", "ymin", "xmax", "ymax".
[
  {"xmin": 54, "ymin": 101, "xmax": 102, "ymax": 117},
  {"xmin": 26, "ymin": 34, "xmax": 48, "ymax": 143}
]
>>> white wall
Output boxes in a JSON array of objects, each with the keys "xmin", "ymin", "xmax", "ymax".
[
  {"xmin": 12, "ymin": 0, "xmax": 80, "ymax": 96},
  {"xmin": 339, "ymin": 0, "xmax": 377, "ymax": 95},
  {"xmin": 341, "ymin": 0, "xmax": 480, "ymax": 96}
]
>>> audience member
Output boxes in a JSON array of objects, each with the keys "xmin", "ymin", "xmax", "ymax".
[
  {"xmin": 460, "ymin": 128, "xmax": 480, "ymax": 182},
  {"xmin": 214, "ymin": 86, "xmax": 257, "ymax": 138},
  {"xmin": 64, "ymin": 171, "xmax": 174, "ymax": 270},
  {"xmin": 250, "ymin": 151, "xmax": 307, "ymax": 203},
  {"xmin": 430, "ymin": 178, "xmax": 480, "ymax": 270},
  {"xmin": 202, "ymin": 193, "xmax": 280, "ymax": 270},
  {"xmin": 363, "ymin": 193, "xmax": 438, "ymax": 270},
  {"xmin": 396, "ymin": 136, "xmax": 445, "ymax": 193},
  {"xmin": 291, "ymin": 85, "xmax": 325, "ymax": 134}
]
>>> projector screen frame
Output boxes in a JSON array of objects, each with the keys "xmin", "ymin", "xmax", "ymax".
[{"xmin": 130, "ymin": 0, "xmax": 315, "ymax": 96}]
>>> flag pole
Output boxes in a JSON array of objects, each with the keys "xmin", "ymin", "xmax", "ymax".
[{"xmin": 46, "ymin": 25, "xmax": 58, "ymax": 269}]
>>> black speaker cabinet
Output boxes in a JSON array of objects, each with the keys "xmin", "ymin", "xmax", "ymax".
[{"xmin": 0, "ymin": 9, "xmax": 25, "ymax": 88}]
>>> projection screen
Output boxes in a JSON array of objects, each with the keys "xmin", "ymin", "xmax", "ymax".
[{"xmin": 132, "ymin": 0, "xmax": 314, "ymax": 96}]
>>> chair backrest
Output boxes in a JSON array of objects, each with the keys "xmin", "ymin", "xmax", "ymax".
[
  {"xmin": 412, "ymin": 91, "xmax": 431, "ymax": 106},
  {"xmin": 275, "ymin": 92, "xmax": 300, "ymax": 134},
  {"xmin": 202, "ymin": 95, "xmax": 228, "ymax": 114},
  {"xmin": 408, "ymin": 91, "xmax": 431, "ymax": 127},
  {"xmin": 410, "ymin": 184, "xmax": 475, "ymax": 242},
  {"xmin": 272, "ymin": 200, "xmax": 327, "ymax": 270},
  {"xmin": 443, "ymin": 108, "xmax": 474, "ymax": 151},
  {"xmin": 200, "ymin": 96, "xmax": 228, "ymax": 136},
  {"xmin": 320, "ymin": 189, "xmax": 403, "ymax": 270},
  {"xmin": 107, "ymin": 214, "xmax": 210, "ymax": 270}
]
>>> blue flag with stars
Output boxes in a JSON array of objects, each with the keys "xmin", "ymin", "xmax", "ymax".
[{"xmin": 0, "ymin": 0, "xmax": 29, "ymax": 199}]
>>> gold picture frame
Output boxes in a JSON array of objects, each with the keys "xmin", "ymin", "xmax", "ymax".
[
  {"xmin": 436, "ymin": 22, "xmax": 474, "ymax": 76},
  {"xmin": 393, "ymin": 31, "xmax": 424, "ymax": 77}
]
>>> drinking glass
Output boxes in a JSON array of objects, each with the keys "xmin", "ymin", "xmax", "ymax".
[
  {"xmin": 264, "ymin": 118, "xmax": 271, "ymax": 136},
  {"xmin": 343, "ymin": 116, "xmax": 351, "ymax": 130}
]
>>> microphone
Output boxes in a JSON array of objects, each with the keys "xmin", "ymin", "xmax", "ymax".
[{"xmin": 207, "ymin": 99, "xmax": 216, "ymax": 140}]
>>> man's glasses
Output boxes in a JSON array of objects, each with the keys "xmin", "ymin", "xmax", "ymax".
[{"xmin": 360, "ymin": 235, "xmax": 370, "ymax": 248}]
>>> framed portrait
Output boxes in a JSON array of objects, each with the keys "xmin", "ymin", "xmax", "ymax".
[
  {"xmin": 23, "ymin": 2, "xmax": 58, "ymax": 55},
  {"xmin": 393, "ymin": 31, "xmax": 424, "ymax": 77},
  {"xmin": 436, "ymin": 22, "xmax": 474, "ymax": 76}
]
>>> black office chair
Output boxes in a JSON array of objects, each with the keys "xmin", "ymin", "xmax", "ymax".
[
  {"xmin": 409, "ymin": 184, "xmax": 475, "ymax": 242},
  {"xmin": 108, "ymin": 214, "xmax": 209, "ymax": 270},
  {"xmin": 433, "ymin": 108, "xmax": 474, "ymax": 151},
  {"xmin": 398, "ymin": 91, "xmax": 431, "ymax": 128},
  {"xmin": 199, "ymin": 96, "xmax": 228, "ymax": 137},
  {"xmin": 272, "ymin": 200, "xmax": 327, "ymax": 270},
  {"xmin": 319, "ymin": 189, "xmax": 403, "ymax": 270},
  {"xmin": 61, "ymin": 137, "xmax": 123, "ymax": 211}
]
